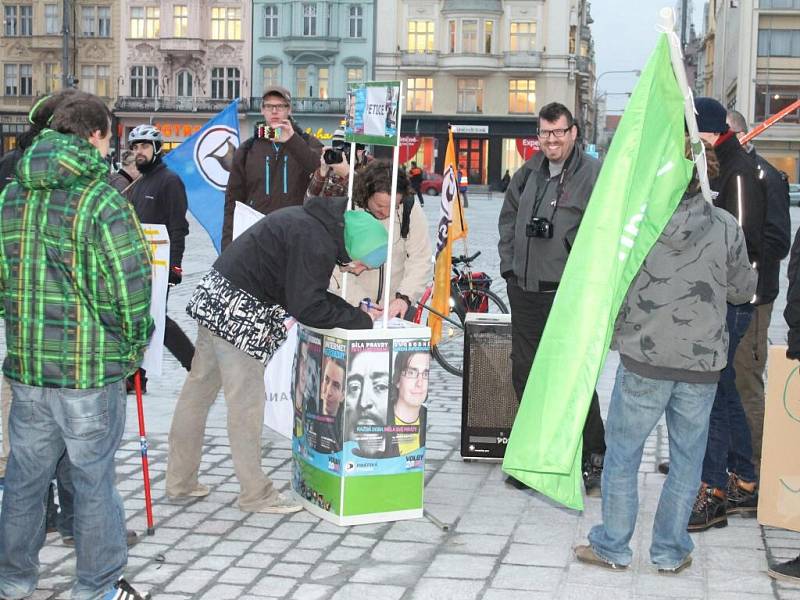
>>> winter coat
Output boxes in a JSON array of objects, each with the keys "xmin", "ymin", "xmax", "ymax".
[
  {"xmin": 221, "ymin": 126, "xmax": 323, "ymax": 249},
  {"xmin": 329, "ymin": 200, "xmax": 432, "ymax": 307},
  {"xmin": 498, "ymin": 148, "xmax": 601, "ymax": 292},
  {"xmin": 0, "ymin": 129, "xmax": 154, "ymax": 388},
  {"xmin": 108, "ymin": 169, "xmax": 135, "ymax": 193},
  {"xmin": 613, "ymin": 192, "xmax": 756, "ymax": 382},
  {"xmin": 125, "ymin": 160, "xmax": 189, "ymax": 270}
]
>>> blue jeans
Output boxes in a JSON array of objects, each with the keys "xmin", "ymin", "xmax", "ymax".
[
  {"xmin": 588, "ymin": 363, "xmax": 716, "ymax": 569},
  {"xmin": 701, "ymin": 303, "xmax": 756, "ymax": 487},
  {"xmin": 0, "ymin": 381, "xmax": 128, "ymax": 600}
]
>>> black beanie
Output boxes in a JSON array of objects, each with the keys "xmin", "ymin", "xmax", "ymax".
[{"xmin": 694, "ymin": 97, "xmax": 729, "ymax": 134}]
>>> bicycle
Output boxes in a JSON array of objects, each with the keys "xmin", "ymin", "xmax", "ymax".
[{"xmin": 413, "ymin": 251, "xmax": 508, "ymax": 377}]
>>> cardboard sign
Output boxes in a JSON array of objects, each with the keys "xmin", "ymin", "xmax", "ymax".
[
  {"xmin": 758, "ymin": 345, "xmax": 800, "ymax": 532},
  {"xmin": 140, "ymin": 224, "xmax": 169, "ymax": 376}
]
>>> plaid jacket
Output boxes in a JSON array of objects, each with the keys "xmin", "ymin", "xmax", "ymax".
[{"xmin": 0, "ymin": 130, "xmax": 154, "ymax": 389}]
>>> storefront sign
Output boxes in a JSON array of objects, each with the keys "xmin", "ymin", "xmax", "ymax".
[
  {"xmin": 451, "ymin": 125, "xmax": 489, "ymax": 135},
  {"xmin": 154, "ymin": 122, "xmax": 203, "ymax": 139},
  {"xmin": 305, "ymin": 127, "xmax": 335, "ymax": 141},
  {"xmin": 399, "ymin": 136, "xmax": 421, "ymax": 163},
  {"xmin": 516, "ymin": 137, "xmax": 540, "ymax": 160}
]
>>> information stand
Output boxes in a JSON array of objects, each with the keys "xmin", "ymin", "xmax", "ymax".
[{"xmin": 291, "ymin": 323, "xmax": 431, "ymax": 526}]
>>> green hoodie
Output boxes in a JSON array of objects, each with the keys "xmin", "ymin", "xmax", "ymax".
[{"xmin": 0, "ymin": 129, "xmax": 154, "ymax": 388}]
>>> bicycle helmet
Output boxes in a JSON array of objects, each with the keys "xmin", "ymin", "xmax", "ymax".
[{"xmin": 128, "ymin": 124, "xmax": 163, "ymax": 156}]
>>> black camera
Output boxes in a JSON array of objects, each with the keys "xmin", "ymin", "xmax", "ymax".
[
  {"xmin": 323, "ymin": 147, "xmax": 347, "ymax": 164},
  {"xmin": 526, "ymin": 217, "xmax": 554, "ymax": 239}
]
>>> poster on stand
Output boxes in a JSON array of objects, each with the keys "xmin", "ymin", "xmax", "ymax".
[{"xmin": 344, "ymin": 81, "xmax": 401, "ymax": 146}]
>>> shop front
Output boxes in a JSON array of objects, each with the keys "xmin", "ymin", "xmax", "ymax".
[
  {"xmin": 0, "ymin": 112, "xmax": 28, "ymax": 157},
  {"xmin": 399, "ymin": 117, "xmax": 538, "ymax": 190}
]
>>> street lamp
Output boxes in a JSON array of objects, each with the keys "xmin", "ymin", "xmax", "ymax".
[
  {"xmin": 594, "ymin": 92, "xmax": 631, "ymax": 148},
  {"xmin": 592, "ymin": 69, "xmax": 641, "ymax": 144}
]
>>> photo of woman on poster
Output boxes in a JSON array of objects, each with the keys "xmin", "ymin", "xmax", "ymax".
[{"xmin": 385, "ymin": 351, "xmax": 429, "ymax": 457}]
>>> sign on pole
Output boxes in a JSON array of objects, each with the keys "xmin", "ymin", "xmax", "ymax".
[{"xmin": 344, "ymin": 81, "xmax": 401, "ymax": 146}]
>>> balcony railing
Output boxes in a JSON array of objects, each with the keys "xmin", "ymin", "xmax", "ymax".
[
  {"xmin": 245, "ymin": 96, "xmax": 346, "ymax": 114},
  {"xmin": 114, "ymin": 96, "xmax": 347, "ymax": 114}
]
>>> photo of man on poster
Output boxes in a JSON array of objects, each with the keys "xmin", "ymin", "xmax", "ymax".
[
  {"xmin": 345, "ymin": 345, "xmax": 390, "ymax": 457},
  {"xmin": 312, "ymin": 354, "xmax": 346, "ymax": 454}
]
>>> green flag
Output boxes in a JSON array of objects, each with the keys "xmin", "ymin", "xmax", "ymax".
[{"xmin": 502, "ymin": 34, "xmax": 694, "ymax": 510}]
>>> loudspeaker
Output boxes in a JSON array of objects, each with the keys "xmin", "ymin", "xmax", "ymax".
[{"xmin": 461, "ymin": 313, "xmax": 519, "ymax": 460}]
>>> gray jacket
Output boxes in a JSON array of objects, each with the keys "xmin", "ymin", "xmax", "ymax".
[
  {"xmin": 612, "ymin": 192, "xmax": 757, "ymax": 383},
  {"xmin": 498, "ymin": 149, "xmax": 601, "ymax": 292}
]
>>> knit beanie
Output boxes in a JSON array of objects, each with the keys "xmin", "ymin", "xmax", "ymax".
[
  {"xmin": 343, "ymin": 211, "xmax": 388, "ymax": 268},
  {"xmin": 694, "ymin": 97, "xmax": 729, "ymax": 134}
]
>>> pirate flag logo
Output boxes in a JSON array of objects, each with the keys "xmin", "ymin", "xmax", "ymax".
[{"xmin": 193, "ymin": 125, "xmax": 239, "ymax": 190}]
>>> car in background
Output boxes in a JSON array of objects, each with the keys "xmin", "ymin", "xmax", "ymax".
[
  {"xmin": 420, "ymin": 172, "xmax": 443, "ymax": 196},
  {"xmin": 790, "ymin": 183, "xmax": 800, "ymax": 207}
]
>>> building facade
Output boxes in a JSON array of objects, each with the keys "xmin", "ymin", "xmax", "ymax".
[
  {"xmin": 250, "ymin": 0, "xmax": 375, "ymax": 139},
  {"xmin": 0, "ymin": 0, "xmax": 121, "ymax": 154},
  {"xmin": 709, "ymin": 0, "xmax": 800, "ymax": 182},
  {"xmin": 114, "ymin": 0, "xmax": 251, "ymax": 150},
  {"xmin": 375, "ymin": 0, "xmax": 595, "ymax": 188}
]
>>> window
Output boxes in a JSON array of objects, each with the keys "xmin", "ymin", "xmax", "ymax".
[
  {"xmin": 758, "ymin": 29, "xmax": 800, "ymax": 57},
  {"xmin": 145, "ymin": 66, "xmax": 159, "ymax": 97},
  {"xmin": 20, "ymin": 5, "xmax": 31, "ymax": 35},
  {"xmin": 45, "ymin": 4, "xmax": 59, "ymax": 34},
  {"xmin": 457, "ymin": 78, "xmax": 483, "ymax": 113},
  {"xmin": 318, "ymin": 67, "xmax": 329, "ymax": 99},
  {"xmin": 462, "ymin": 20, "xmax": 478, "ymax": 53},
  {"xmin": 346, "ymin": 67, "xmax": 363, "ymax": 84},
  {"xmin": 4, "ymin": 64, "xmax": 32, "ymax": 96},
  {"xmin": 510, "ymin": 22, "xmax": 536, "ymax": 52},
  {"xmin": 296, "ymin": 67, "xmax": 308, "ymax": 96},
  {"xmin": 130, "ymin": 7, "xmax": 144, "ymax": 38},
  {"xmin": 264, "ymin": 4, "xmax": 278, "ymax": 37},
  {"xmin": 760, "ymin": 0, "xmax": 800, "ymax": 7},
  {"xmin": 484, "ymin": 21, "xmax": 493, "ymax": 53},
  {"xmin": 755, "ymin": 85, "xmax": 800, "ymax": 123},
  {"xmin": 3, "ymin": 6, "xmax": 17, "ymax": 36},
  {"xmin": 406, "ymin": 77, "xmax": 433, "ymax": 112},
  {"xmin": 82, "ymin": 6, "xmax": 97, "ymax": 36},
  {"xmin": 509, "ymin": 79, "xmax": 536, "ymax": 113},
  {"xmin": 349, "ymin": 5, "xmax": 363, "ymax": 38},
  {"xmin": 44, "ymin": 63, "xmax": 61, "ymax": 92},
  {"xmin": 98, "ymin": 6, "xmax": 110, "ymax": 36},
  {"xmin": 80, "ymin": 65, "xmax": 110, "ymax": 96},
  {"xmin": 448, "ymin": 20, "xmax": 456, "ymax": 53},
  {"xmin": 262, "ymin": 66, "xmax": 279, "ymax": 89},
  {"xmin": 211, "ymin": 67, "xmax": 240, "ymax": 99},
  {"xmin": 130, "ymin": 66, "xmax": 144, "ymax": 96},
  {"xmin": 211, "ymin": 7, "xmax": 241, "ymax": 40},
  {"xmin": 303, "ymin": 4, "xmax": 317, "ymax": 36},
  {"xmin": 173, "ymin": 5, "xmax": 188, "ymax": 37},
  {"xmin": 177, "ymin": 70, "xmax": 193, "ymax": 97},
  {"xmin": 4, "ymin": 5, "xmax": 31, "ymax": 36},
  {"xmin": 408, "ymin": 20, "xmax": 434, "ymax": 53}
]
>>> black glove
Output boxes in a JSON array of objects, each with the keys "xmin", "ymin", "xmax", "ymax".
[
  {"xmin": 169, "ymin": 265, "xmax": 183, "ymax": 285},
  {"xmin": 787, "ymin": 331, "xmax": 800, "ymax": 360}
]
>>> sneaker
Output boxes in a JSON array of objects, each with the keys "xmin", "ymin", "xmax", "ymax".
[
  {"xmin": 687, "ymin": 484, "xmax": 727, "ymax": 532},
  {"xmin": 658, "ymin": 461, "xmax": 670, "ymax": 475},
  {"xmin": 167, "ymin": 483, "xmax": 210, "ymax": 500},
  {"xmin": 102, "ymin": 577, "xmax": 150, "ymax": 600},
  {"xmin": 657, "ymin": 554, "xmax": 693, "ymax": 574},
  {"xmin": 583, "ymin": 453, "xmax": 603, "ymax": 497},
  {"xmin": 64, "ymin": 530, "xmax": 139, "ymax": 548},
  {"xmin": 574, "ymin": 544, "xmax": 628, "ymax": 570},
  {"xmin": 255, "ymin": 492, "xmax": 303, "ymax": 514},
  {"xmin": 768, "ymin": 554, "xmax": 800, "ymax": 583},
  {"xmin": 726, "ymin": 473, "xmax": 758, "ymax": 516}
]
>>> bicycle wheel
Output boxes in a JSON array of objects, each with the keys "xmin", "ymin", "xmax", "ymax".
[{"xmin": 431, "ymin": 288, "xmax": 508, "ymax": 377}]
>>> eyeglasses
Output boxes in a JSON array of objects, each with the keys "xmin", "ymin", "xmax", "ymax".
[
  {"xmin": 537, "ymin": 126, "xmax": 573, "ymax": 139},
  {"xmin": 262, "ymin": 103, "xmax": 289, "ymax": 112},
  {"xmin": 401, "ymin": 367, "xmax": 429, "ymax": 380}
]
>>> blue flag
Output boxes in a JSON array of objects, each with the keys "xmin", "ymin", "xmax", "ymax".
[{"xmin": 164, "ymin": 99, "xmax": 240, "ymax": 253}]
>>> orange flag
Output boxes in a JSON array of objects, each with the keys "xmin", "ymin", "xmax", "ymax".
[{"xmin": 429, "ymin": 128, "xmax": 468, "ymax": 345}]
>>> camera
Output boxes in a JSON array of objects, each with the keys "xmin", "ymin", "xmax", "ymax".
[
  {"xmin": 323, "ymin": 143, "xmax": 351, "ymax": 165},
  {"xmin": 526, "ymin": 217, "xmax": 554, "ymax": 239}
]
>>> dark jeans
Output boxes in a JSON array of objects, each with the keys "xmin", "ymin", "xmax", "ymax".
[
  {"xmin": 165, "ymin": 288, "xmax": 195, "ymax": 371},
  {"xmin": 507, "ymin": 281, "xmax": 606, "ymax": 461},
  {"xmin": 701, "ymin": 303, "xmax": 756, "ymax": 488},
  {"xmin": 413, "ymin": 188, "xmax": 424, "ymax": 204}
]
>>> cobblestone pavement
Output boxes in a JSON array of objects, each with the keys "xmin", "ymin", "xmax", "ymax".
[{"xmin": 2, "ymin": 193, "xmax": 800, "ymax": 599}]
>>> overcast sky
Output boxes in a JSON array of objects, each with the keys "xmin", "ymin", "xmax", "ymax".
[{"xmin": 591, "ymin": 1, "xmax": 705, "ymax": 112}]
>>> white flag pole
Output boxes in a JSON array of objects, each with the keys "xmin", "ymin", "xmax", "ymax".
[
  {"xmin": 658, "ymin": 6, "xmax": 712, "ymax": 204},
  {"xmin": 382, "ymin": 81, "xmax": 403, "ymax": 329}
]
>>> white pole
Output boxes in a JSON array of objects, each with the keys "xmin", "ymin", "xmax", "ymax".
[
  {"xmin": 381, "ymin": 81, "xmax": 403, "ymax": 329},
  {"xmin": 340, "ymin": 140, "xmax": 358, "ymax": 300},
  {"xmin": 658, "ymin": 7, "xmax": 712, "ymax": 204}
]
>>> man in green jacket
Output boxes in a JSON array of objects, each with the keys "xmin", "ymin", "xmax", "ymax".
[{"xmin": 0, "ymin": 92, "xmax": 153, "ymax": 600}]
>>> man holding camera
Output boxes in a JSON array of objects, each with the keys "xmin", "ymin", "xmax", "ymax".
[
  {"xmin": 498, "ymin": 102, "xmax": 606, "ymax": 496},
  {"xmin": 222, "ymin": 86, "xmax": 323, "ymax": 249}
]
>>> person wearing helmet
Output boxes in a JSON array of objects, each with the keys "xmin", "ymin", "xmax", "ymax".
[
  {"xmin": 126, "ymin": 124, "xmax": 194, "ymax": 386},
  {"xmin": 221, "ymin": 85, "xmax": 323, "ymax": 249}
]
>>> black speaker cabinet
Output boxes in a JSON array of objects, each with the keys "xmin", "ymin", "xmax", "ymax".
[{"xmin": 461, "ymin": 313, "xmax": 519, "ymax": 460}]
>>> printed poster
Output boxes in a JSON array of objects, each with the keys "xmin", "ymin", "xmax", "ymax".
[
  {"xmin": 344, "ymin": 81, "xmax": 400, "ymax": 146},
  {"xmin": 140, "ymin": 223, "xmax": 169, "ymax": 376}
]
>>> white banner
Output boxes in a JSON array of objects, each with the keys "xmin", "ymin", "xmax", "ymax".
[{"xmin": 140, "ymin": 224, "xmax": 169, "ymax": 376}]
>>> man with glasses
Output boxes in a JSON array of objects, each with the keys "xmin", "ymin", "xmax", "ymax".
[
  {"xmin": 498, "ymin": 102, "xmax": 606, "ymax": 496},
  {"xmin": 222, "ymin": 85, "xmax": 322, "ymax": 249}
]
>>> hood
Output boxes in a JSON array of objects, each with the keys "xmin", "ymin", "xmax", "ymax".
[
  {"xmin": 658, "ymin": 192, "xmax": 713, "ymax": 251},
  {"xmin": 304, "ymin": 195, "xmax": 349, "ymax": 261},
  {"xmin": 15, "ymin": 129, "xmax": 108, "ymax": 191}
]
